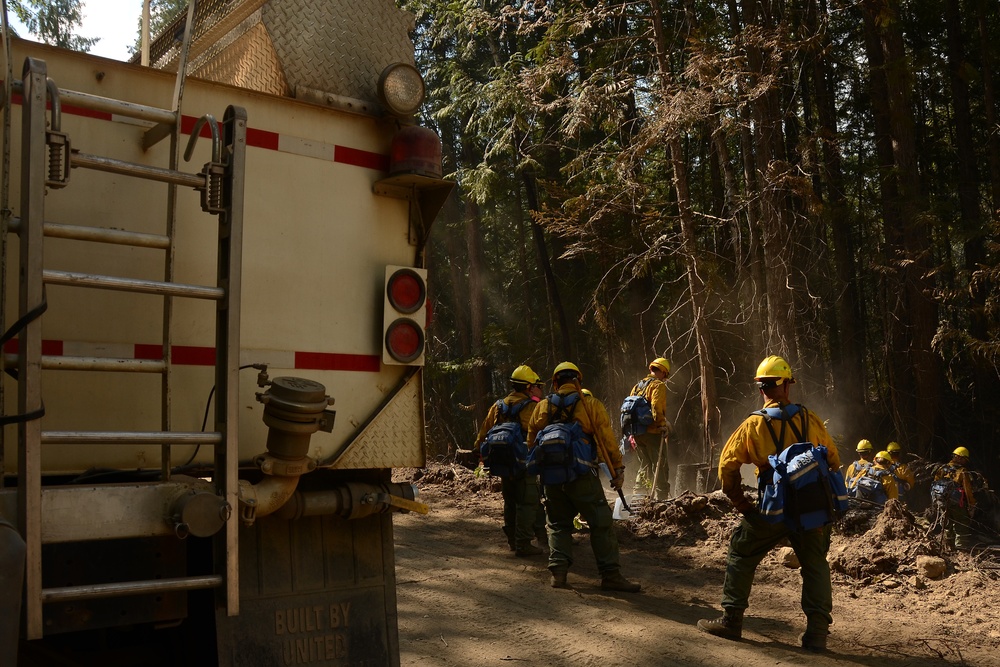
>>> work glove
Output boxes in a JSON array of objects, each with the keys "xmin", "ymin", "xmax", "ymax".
[
  {"xmin": 611, "ymin": 466, "xmax": 626, "ymax": 491},
  {"xmin": 731, "ymin": 496, "xmax": 758, "ymax": 520}
]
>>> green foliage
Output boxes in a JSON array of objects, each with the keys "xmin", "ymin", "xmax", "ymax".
[{"xmin": 12, "ymin": 0, "xmax": 97, "ymax": 51}]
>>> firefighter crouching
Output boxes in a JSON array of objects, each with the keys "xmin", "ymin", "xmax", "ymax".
[
  {"xmin": 474, "ymin": 365, "xmax": 547, "ymax": 555},
  {"xmin": 886, "ymin": 441, "xmax": 915, "ymax": 499},
  {"xmin": 845, "ymin": 439, "xmax": 875, "ymax": 493},
  {"xmin": 697, "ymin": 355, "xmax": 842, "ymax": 653},
  {"xmin": 932, "ymin": 446, "xmax": 977, "ymax": 549},
  {"xmin": 527, "ymin": 362, "xmax": 641, "ymax": 592}
]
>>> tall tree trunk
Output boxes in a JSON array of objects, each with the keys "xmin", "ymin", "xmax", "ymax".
[
  {"xmin": 978, "ymin": 0, "xmax": 1000, "ymax": 219},
  {"xmin": 726, "ymin": 0, "xmax": 767, "ymax": 358},
  {"xmin": 743, "ymin": 0, "xmax": 798, "ymax": 360},
  {"xmin": 522, "ymin": 169, "xmax": 573, "ymax": 362},
  {"xmin": 871, "ymin": 0, "xmax": 940, "ymax": 454},
  {"xmin": 809, "ymin": 0, "xmax": 865, "ymax": 412},
  {"xmin": 652, "ymin": 0, "xmax": 721, "ymax": 465},
  {"xmin": 463, "ymin": 137, "xmax": 490, "ymax": 426}
]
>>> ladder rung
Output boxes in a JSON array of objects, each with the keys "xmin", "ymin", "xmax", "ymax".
[
  {"xmin": 41, "ymin": 431, "xmax": 223, "ymax": 445},
  {"xmin": 11, "ymin": 79, "xmax": 177, "ymax": 125},
  {"xmin": 8, "ymin": 217, "xmax": 171, "ymax": 249},
  {"xmin": 71, "ymin": 152, "xmax": 206, "ymax": 189},
  {"xmin": 42, "ymin": 575, "xmax": 223, "ymax": 603},
  {"xmin": 3, "ymin": 354, "xmax": 167, "ymax": 373},
  {"xmin": 44, "ymin": 269, "xmax": 224, "ymax": 300}
]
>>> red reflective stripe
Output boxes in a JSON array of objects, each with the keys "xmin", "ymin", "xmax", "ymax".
[
  {"xmin": 335, "ymin": 145, "xmax": 389, "ymax": 171},
  {"xmin": 134, "ymin": 343, "xmax": 161, "ymax": 360},
  {"xmin": 295, "ymin": 351, "xmax": 380, "ymax": 372},
  {"xmin": 247, "ymin": 127, "xmax": 280, "ymax": 150},
  {"xmin": 0, "ymin": 84, "xmax": 385, "ymax": 166},
  {"xmin": 1, "ymin": 339, "xmax": 62, "ymax": 354}
]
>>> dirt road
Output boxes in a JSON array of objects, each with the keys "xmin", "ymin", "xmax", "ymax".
[{"xmin": 393, "ymin": 465, "xmax": 999, "ymax": 667}]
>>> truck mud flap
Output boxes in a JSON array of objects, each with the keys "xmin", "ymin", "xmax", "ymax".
[{"xmin": 216, "ymin": 512, "xmax": 399, "ymax": 667}]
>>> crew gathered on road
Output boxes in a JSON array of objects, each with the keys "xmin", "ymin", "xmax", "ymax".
[{"xmin": 466, "ymin": 354, "xmax": 993, "ymax": 655}]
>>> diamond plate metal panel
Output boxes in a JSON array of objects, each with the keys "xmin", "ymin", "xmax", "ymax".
[
  {"xmin": 262, "ymin": 0, "xmax": 415, "ymax": 103},
  {"xmin": 146, "ymin": 0, "xmax": 416, "ymax": 105},
  {"xmin": 191, "ymin": 21, "xmax": 289, "ymax": 96},
  {"xmin": 332, "ymin": 372, "xmax": 425, "ymax": 469}
]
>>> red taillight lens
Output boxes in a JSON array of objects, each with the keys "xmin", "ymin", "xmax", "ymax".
[
  {"xmin": 387, "ymin": 268, "xmax": 426, "ymax": 314},
  {"xmin": 385, "ymin": 319, "xmax": 425, "ymax": 363}
]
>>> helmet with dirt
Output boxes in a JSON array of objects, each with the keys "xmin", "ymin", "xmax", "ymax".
[
  {"xmin": 856, "ymin": 439, "xmax": 873, "ymax": 452},
  {"xmin": 886, "ymin": 441, "xmax": 902, "ymax": 453},
  {"xmin": 754, "ymin": 355, "xmax": 794, "ymax": 388},
  {"xmin": 875, "ymin": 450, "xmax": 892, "ymax": 466},
  {"xmin": 649, "ymin": 357, "xmax": 671, "ymax": 375},
  {"xmin": 952, "ymin": 446, "xmax": 970, "ymax": 458},
  {"xmin": 510, "ymin": 365, "xmax": 541, "ymax": 386},
  {"xmin": 551, "ymin": 361, "xmax": 582, "ymax": 384}
]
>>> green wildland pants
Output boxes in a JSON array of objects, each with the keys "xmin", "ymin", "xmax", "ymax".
[
  {"xmin": 633, "ymin": 432, "xmax": 668, "ymax": 499},
  {"xmin": 501, "ymin": 474, "xmax": 545, "ymax": 544},
  {"xmin": 721, "ymin": 514, "xmax": 833, "ymax": 634},
  {"xmin": 543, "ymin": 472, "xmax": 620, "ymax": 575}
]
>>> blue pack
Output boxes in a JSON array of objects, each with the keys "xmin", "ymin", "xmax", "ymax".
[
  {"xmin": 846, "ymin": 461, "xmax": 873, "ymax": 496},
  {"xmin": 755, "ymin": 405, "xmax": 849, "ymax": 531},
  {"xmin": 854, "ymin": 469, "xmax": 890, "ymax": 504},
  {"xmin": 620, "ymin": 379, "xmax": 654, "ymax": 436},
  {"xmin": 480, "ymin": 399, "xmax": 529, "ymax": 479},
  {"xmin": 930, "ymin": 468, "xmax": 963, "ymax": 506},
  {"xmin": 527, "ymin": 392, "xmax": 596, "ymax": 485}
]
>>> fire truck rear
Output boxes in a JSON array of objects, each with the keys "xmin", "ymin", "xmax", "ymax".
[{"xmin": 0, "ymin": 1, "xmax": 450, "ymax": 665}]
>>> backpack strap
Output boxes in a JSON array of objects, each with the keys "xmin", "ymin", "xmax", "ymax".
[
  {"xmin": 496, "ymin": 398, "xmax": 529, "ymax": 425},
  {"xmin": 755, "ymin": 404, "xmax": 809, "ymax": 455},
  {"xmin": 548, "ymin": 392, "xmax": 580, "ymax": 424},
  {"xmin": 632, "ymin": 378, "xmax": 653, "ymax": 397}
]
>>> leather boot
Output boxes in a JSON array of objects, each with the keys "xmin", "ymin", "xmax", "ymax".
[
  {"xmin": 515, "ymin": 542, "xmax": 543, "ymax": 557},
  {"xmin": 550, "ymin": 570, "xmax": 569, "ymax": 588},
  {"xmin": 535, "ymin": 529, "xmax": 548, "ymax": 546},
  {"xmin": 800, "ymin": 630, "xmax": 828, "ymax": 652},
  {"xmin": 697, "ymin": 609, "xmax": 743, "ymax": 640},
  {"xmin": 600, "ymin": 571, "xmax": 641, "ymax": 593}
]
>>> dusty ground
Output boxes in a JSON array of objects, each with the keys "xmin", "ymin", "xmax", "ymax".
[{"xmin": 392, "ymin": 463, "xmax": 1000, "ymax": 667}]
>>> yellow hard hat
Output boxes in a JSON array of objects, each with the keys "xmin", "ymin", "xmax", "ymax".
[
  {"xmin": 953, "ymin": 446, "xmax": 970, "ymax": 458},
  {"xmin": 510, "ymin": 365, "xmax": 541, "ymax": 385},
  {"xmin": 552, "ymin": 361, "xmax": 582, "ymax": 382},
  {"xmin": 886, "ymin": 441, "xmax": 902, "ymax": 453},
  {"xmin": 875, "ymin": 450, "xmax": 892, "ymax": 465},
  {"xmin": 754, "ymin": 355, "xmax": 794, "ymax": 387},
  {"xmin": 649, "ymin": 357, "xmax": 671, "ymax": 375},
  {"xmin": 856, "ymin": 439, "xmax": 873, "ymax": 452}
]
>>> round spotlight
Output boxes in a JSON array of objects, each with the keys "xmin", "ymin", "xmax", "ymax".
[{"xmin": 378, "ymin": 63, "xmax": 426, "ymax": 116}]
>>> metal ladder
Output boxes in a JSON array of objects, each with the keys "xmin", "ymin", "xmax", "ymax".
[{"xmin": 8, "ymin": 47, "xmax": 245, "ymax": 639}]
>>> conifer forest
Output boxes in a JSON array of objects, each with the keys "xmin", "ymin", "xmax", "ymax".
[{"xmin": 409, "ymin": 0, "xmax": 1000, "ymax": 487}]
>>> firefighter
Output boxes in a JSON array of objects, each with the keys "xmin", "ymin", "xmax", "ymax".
[
  {"xmin": 932, "ymin": 446, "xmax": 977, "ymax": 549},
  {"xmin": 844, "ymin": 439, "xmax": 875, "ymax": 494},
  {"xmin": 627, "ymin": 358, "xmax": 671, "ymax": 500},
  {"xmin": 474, "ymin": 365, "xmax": 547, "ymax": 556},
  {"xmin": 886, "ymin": 441, "xmax": 915, "ymax": 497},
  {"xmin": 866, "ymin": 450, "xmax": 899, "ymax": 503},
  {"xmin": 527, "ymin": 362, "xmax": 641, "ymax": 592},
  {"xmin": 697, "ymin": 355, "xmax": 840, "ymax": 652}
]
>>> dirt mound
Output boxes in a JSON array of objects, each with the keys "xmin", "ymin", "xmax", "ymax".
[
  {"xmin": 623, "ymin": 490, "xmax": 738, "ymax": 545},
  {"xmin": 829, "ymin": 499, "xmax": 946, "ymax": 581},
  {"xmin": 398, "ymin": 462, "xmax": 501, "ymax": 495}
]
